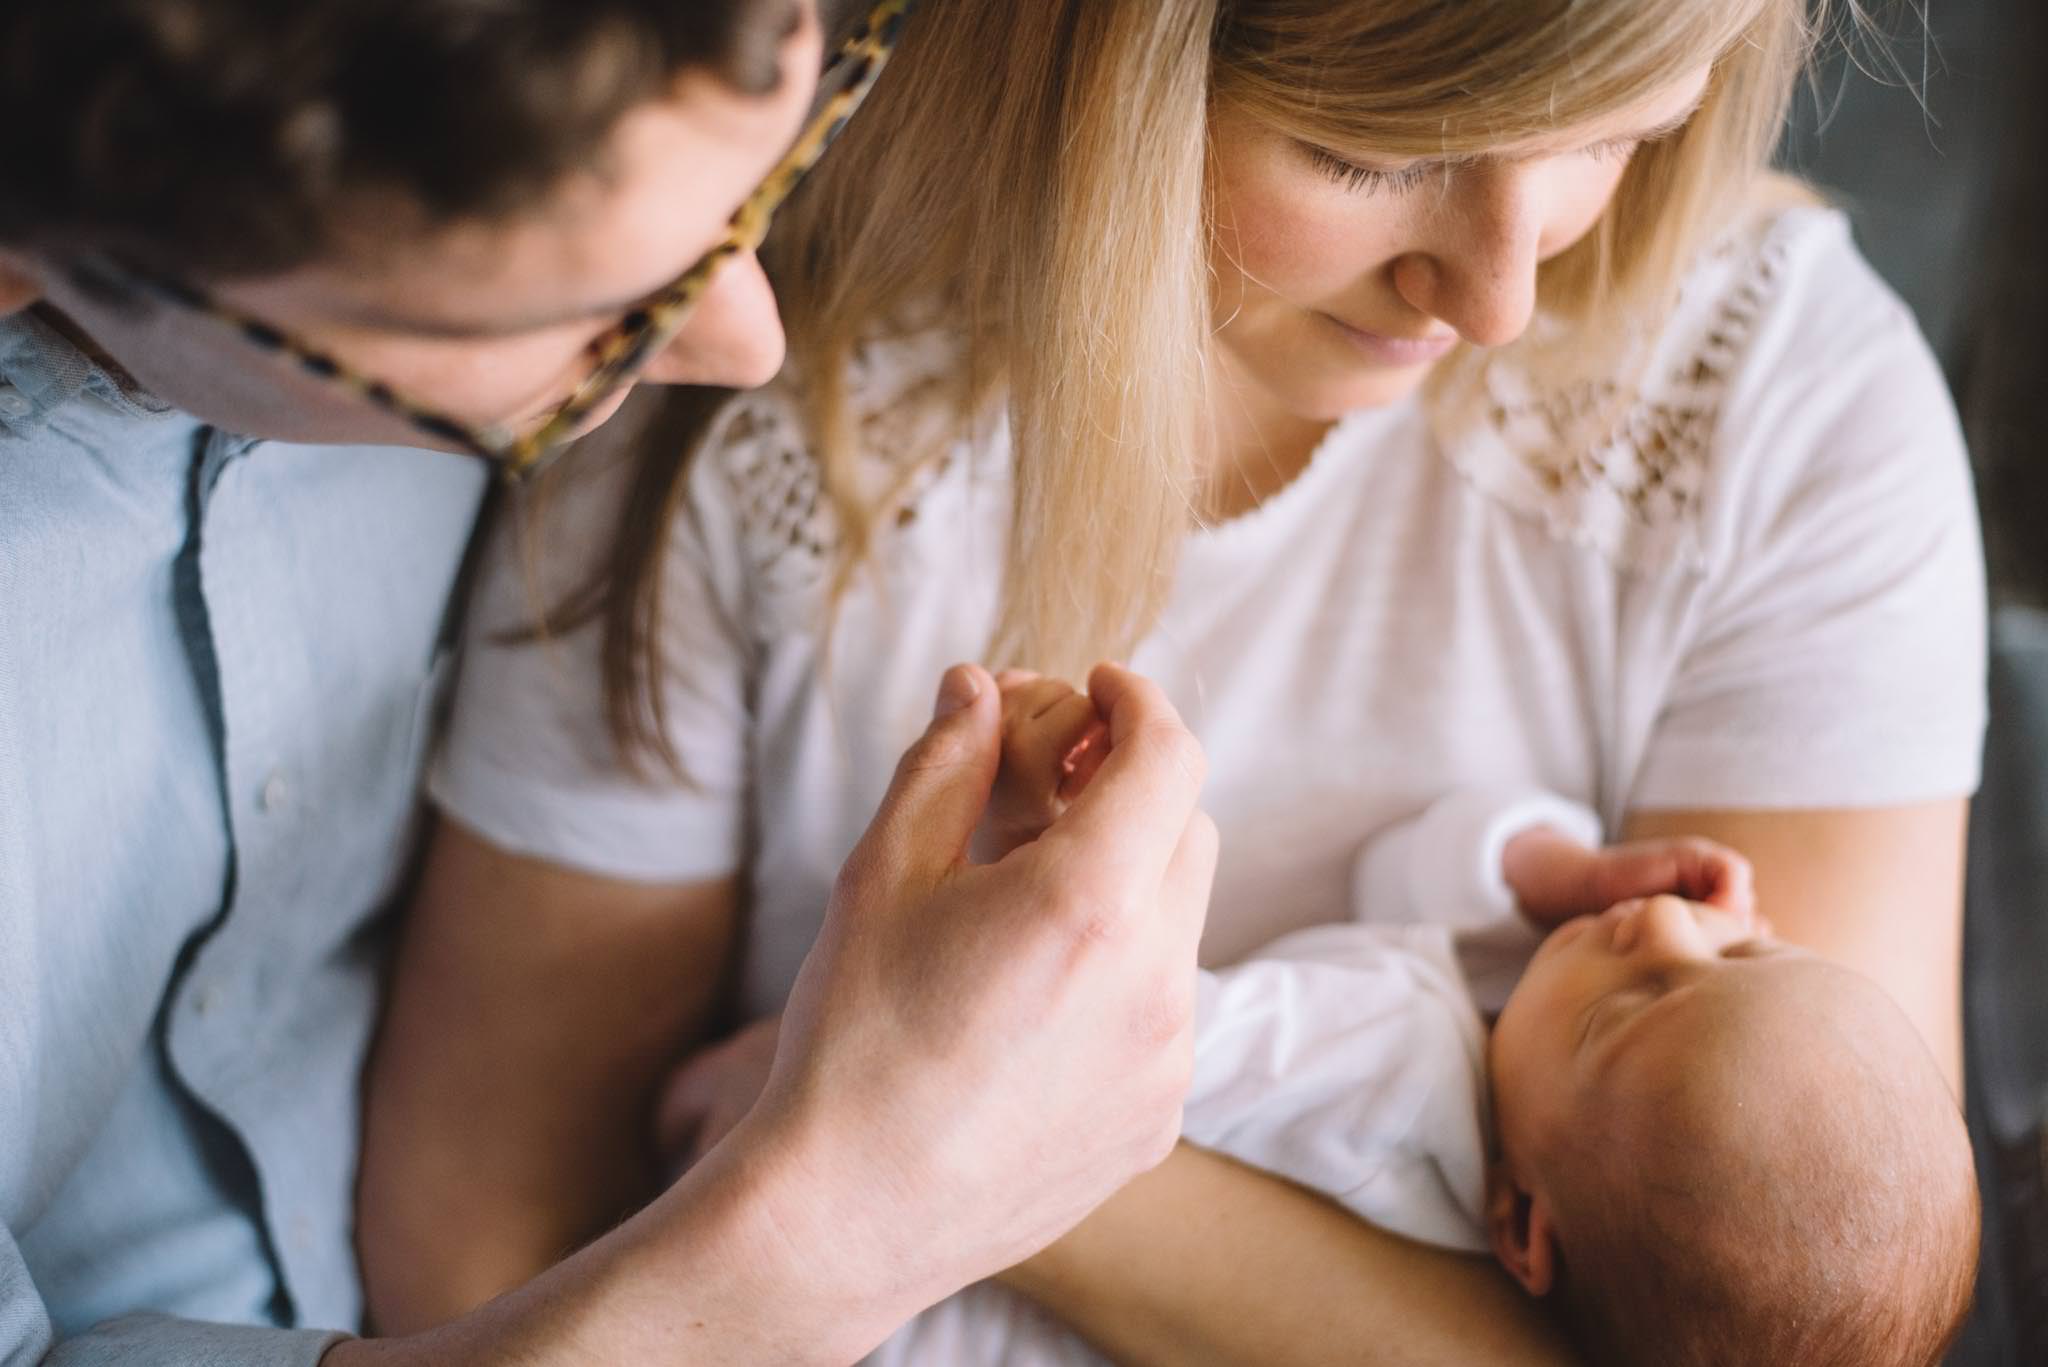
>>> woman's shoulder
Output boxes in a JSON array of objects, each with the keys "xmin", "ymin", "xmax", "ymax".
[
  {"xmin": 1446, "ymin": 201, "xmax": 1960, "ymax": 574},
  {"xmin": 686, "ymin": 313, "xmax": 984, "ymax": 606}
]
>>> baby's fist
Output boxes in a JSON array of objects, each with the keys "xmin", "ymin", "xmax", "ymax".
[
  {"xmin": 970, "ymin": 670, "xmax": 1110, "ymax": 863},
  {"xmin": 1505, "ymin": 826, "xmax": 1757, "ymax": 930}
]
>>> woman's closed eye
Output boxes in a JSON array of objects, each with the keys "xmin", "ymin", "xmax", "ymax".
[
  {"xmin": 1302, "ymin": 136, "xmax": 1645, "ymax": 196},
  {"xmin": 1302, "ymin": 144, "xmax": 1438, "ymax": 196}
]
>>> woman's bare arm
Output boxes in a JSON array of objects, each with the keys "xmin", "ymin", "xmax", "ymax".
[
  {"xmin": 1626, "ymin": 799, "xmax": 1967, "ymax": 1091},
  {"xmin": 358, "ymin": 818, "xmax": 740, "ymax": 1332},
  {"xmin": 1003, "ymin": 1145, "xmax": 1576, "ymax": 1367}
]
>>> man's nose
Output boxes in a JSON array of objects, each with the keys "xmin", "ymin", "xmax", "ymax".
[
  {"xmin": 1390, "ymin": 164, "xmax": 1544, "ymax": 349},
  {"xmin": 641, "ymin": 248, "xmax": 788, "ymax": 391}
]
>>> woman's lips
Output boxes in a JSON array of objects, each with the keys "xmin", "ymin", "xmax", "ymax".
[{"xmin": 1324, "ymin": 313, "xmax": 1460, "ymax": 367}]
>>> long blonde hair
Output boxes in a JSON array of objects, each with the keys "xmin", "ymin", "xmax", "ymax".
[{"xmin": 591, "ymin": 0, "xmax": 1829, "ymax": 770}]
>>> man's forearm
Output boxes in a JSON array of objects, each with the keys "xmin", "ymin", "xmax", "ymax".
[
  {"xmin": 333, "ymin": 1108, "xmax": 932, "ymax": 1367},
  {"xmin": 1004, "ymin": 1145, "xmax": 1578, "ymax": 1367}
]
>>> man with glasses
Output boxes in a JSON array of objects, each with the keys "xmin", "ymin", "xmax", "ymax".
[{"xmin": 0, "ymin": 2, "xmax": 1214, "ymax": 1363}]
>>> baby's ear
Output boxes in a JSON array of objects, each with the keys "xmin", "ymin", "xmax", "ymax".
[{"xmin": 1486, "ymin": 1164, "xmax": 1560, "ymax": 1298}]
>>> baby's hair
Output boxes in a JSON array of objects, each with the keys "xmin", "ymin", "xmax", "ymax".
[{"xmin": 1545, "ymin": 1013, "xmax": 1979, "ymax": 1366}]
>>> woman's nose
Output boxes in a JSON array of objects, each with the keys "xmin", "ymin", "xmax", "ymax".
[{"xmin": 1390, "ymin": 164, "xmax": 1543, "ymax": 349}]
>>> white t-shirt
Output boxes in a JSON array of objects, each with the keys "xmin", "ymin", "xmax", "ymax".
[{"xmin": 433, "ymin": 206, "xmax": 1985, "ymax": 1023}]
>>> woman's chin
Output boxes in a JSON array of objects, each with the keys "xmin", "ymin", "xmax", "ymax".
[{"xmin": 1289, "ymin": 365, "xmax": 1435, "ymax": 421}]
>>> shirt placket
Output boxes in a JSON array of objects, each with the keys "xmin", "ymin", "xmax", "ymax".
[{"xmin": 160, "ymin": 426, "xmax": 308, "ymax": 1325}]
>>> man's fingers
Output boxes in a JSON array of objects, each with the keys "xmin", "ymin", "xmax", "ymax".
[
  {"xmin": 845, "ymin": 663, "xmax": 1003, "ymax": 890},
  {"xmin": 1160, "ymin": 808, "xmax": 1220, "ymax": 960},
  {"xmin": 1046, "ymin": 665, "xmax": 1207, "ymax": 889}
]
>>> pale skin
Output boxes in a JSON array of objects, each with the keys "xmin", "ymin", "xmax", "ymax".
[{"xmin": 358, "ymin": 56, "xmax": 1967, "ymax": 1367}]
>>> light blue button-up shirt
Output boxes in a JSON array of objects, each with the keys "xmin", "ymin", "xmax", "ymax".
[{"xmin": 0, "ymin": 310, "xmax": 489, "ymax": 1364}]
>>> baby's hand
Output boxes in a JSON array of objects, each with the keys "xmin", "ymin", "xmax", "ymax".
[
  {"xmin": 970, "ymin": 670, "xmax": 1111, "ymax": 863},
  {"xmin": 653, "ymin": 1013, "xmax": 782, "ymax": 1178},
  {"xmin": 1503, "ymin": 826, "xmax": 1757, "ymax": 931}
]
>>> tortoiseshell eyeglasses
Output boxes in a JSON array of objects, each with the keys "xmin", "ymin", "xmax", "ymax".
[{"xmin": 94, "ymin": 0, "xmax": 914, "ymax": 484}]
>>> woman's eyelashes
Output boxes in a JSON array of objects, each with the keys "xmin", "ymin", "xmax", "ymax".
[
  {"xmin": 1302, "ymin": 137, "xmax": 1645, "ymax": 195},
  {"xmin": 1303, "ymin": 144, "xmax": 1437, "ymax": 195}
]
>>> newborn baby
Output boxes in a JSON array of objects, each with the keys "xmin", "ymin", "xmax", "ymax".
[
  {"xmin": 1485, "ymin": 893, "xmax": 1978, "ymax": 1365},
  {"xmin": 669, "ymin": 673, "xmax": 1982, "ymax": 1366}
]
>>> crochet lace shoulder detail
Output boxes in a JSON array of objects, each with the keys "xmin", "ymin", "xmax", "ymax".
[{"xmin": 1445, "ymin": 211, "xmax": 1802, "ymax": 571}]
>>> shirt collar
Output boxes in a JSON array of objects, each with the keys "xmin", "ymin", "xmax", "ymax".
[
  {"xmin": 0, "ymin": 307, "xmax": 178, "ymax": 438},
  {"xmin": 0, "ymin": 309, "xmax": 284, "ymax": 467}
]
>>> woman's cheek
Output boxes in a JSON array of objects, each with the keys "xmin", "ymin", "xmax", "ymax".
[
  {"xmin": 1223, "ymin": 173, "xmax": 1401, "ymax": 303},
  {"xmin": 1535, "ymin": 159, "xmax": 1633, "ymax": 261}
]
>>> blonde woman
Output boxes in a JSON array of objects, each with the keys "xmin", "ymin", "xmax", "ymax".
[{"xmin": 366, "ymin": 0, "xmax": 1984, "ymax": 1361}]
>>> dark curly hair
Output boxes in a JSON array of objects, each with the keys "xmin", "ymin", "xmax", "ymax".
[{"xmin": 0, "ymin": 0, "xmax": 801, "ymax": 277}]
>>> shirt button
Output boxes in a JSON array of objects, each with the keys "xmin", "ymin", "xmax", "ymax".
[
  {"xmin": 0, "ymin": 383, "xmax": 31, "ymax": 419},
  {"xmin": 191, "ymin": 986, "xmax": 218, "ymax": 1017},
  {"xmin": 258, "ymin": 771, "xmax": 292, "ymax": 814}
]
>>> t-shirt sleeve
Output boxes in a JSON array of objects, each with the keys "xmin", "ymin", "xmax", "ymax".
[
  {"xmin": 1351, "ymin": 787, "xmax": 1603, "ymax": 929},
  {"xmin": 428, "ymin": 404, "xmax": 761, "ymax": 884},
  {"xmin": 1632, "ymin": 213, "xmax": 1988, "ymax": 811}
]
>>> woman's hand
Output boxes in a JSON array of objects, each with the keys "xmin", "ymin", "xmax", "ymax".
[{"xmin": 654, "ymin": 1015, "xmax": 783, "ymax": 1176}]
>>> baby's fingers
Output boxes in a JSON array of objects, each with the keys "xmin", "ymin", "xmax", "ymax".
[
  {"xmin": 1006, "ymin": 687, "xmax": 1104, "ymax": 794},
  {"xmin": 1677, "ymin": 841, "xmax": 1756, "ymax": 922},
  {"xmin": 1058, "ymin": 717, "xmax": 1112, "ymax": 799}
]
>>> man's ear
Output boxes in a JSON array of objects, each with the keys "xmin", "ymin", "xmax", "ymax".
[
  {"xmin": 0, "ymin": 253, "xmax": 43, "ymax": 317},
  {"xmin": 1486, "ymin": 1162, "xmax": 1561, "ymax": 1297}
]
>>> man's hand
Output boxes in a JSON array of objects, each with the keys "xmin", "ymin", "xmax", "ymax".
[
  {"xmin": 1503, "ymin": 825, "xmax": 1756, "ymax": 929},
  {"xmin": 736, "ymin": 660, "xmax": 1216, "ymax": 1316}
]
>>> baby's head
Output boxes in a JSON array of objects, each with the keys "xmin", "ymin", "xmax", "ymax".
[{"xmin": 1488, "ymin": 896, "xmax": 1978, "ymax": 1366}]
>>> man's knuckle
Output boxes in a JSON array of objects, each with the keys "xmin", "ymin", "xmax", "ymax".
[
  {"xmin": 1130, "ymin": 982, "xmax": 1193, "ymax": 1052},
  {"xmin": 1042, "ymin": 884, "xmax": 1121, "ymax": 944},
  {"xmin": 828, "ymin": 843, "xmax": 891, "ymax": 912},
  {"xmin": 896, "ymin": 727, "xmax": 970, "ymax": 779},
  {"xmin": 1126, "ymin": 718, "xmax": 1206, "ymax": 786}
]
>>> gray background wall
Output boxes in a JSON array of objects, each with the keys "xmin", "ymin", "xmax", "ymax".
[
  {"xmin": 1774, "ymin": 6, "xmax": 2046, "ymax": 1361},
  {"xmin": 1778, "ymin": 0, "xmax": 1994, "ymax": 369}
]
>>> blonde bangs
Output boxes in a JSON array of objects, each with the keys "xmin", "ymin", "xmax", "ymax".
[{"xmin": 1215, "ymin": 0, "xmax": 1774, "ymax": 158}]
